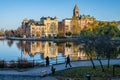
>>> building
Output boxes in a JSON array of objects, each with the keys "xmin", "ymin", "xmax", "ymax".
[
  {"xmin": 22, "ymin": 16, "xmax": 58, "ymax": 38},
  {"xmin": 0, "ymin": 29, "xmax": 5, "ymax": 36},
  {"xmin": 59, "ymin": 4, "xmax": 96, "ymax": 37},
  {"xmin": 21, "ymin": 4, "xmax": 95, "ymax": 37},
  {"xmin": 0, "ymin": 29, "xmax": 5, "ymax": 39},
  {"xmin": 58, "ymin": 22, "xmax": 64, "ymax": 37},
  {"xmin": 118, "ymin": 21, "xmax": 120, "ymax": 29}
]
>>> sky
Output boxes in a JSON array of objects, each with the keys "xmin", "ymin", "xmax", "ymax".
[{"xmin": 0, "ymin": 0, "xmax": 120, "ymax": 30}]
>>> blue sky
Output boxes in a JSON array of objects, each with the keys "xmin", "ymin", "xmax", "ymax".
[{"xmin": 0, "ymin": 0, "xmax": 120, "ymax": 30}]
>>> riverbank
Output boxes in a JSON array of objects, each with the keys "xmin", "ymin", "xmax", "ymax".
[
  {"xmin": 0, "ymin": 36, "xmax": 5, "ymax": 40},
  {"xmin": 6, "ymin": 37, "xmax": 79, "ymax": 42},
  {"xmin": 0, "ymin": 59, "xmax": 120, "ymax": 79}
]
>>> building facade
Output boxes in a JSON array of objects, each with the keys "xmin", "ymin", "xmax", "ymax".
[
  {"xmin": 59, "ymin": 4, "xmax": 96, "ymax": 37},
  {"xmin": 118, "ymin": 22, "xmax": 120, "ymax": 29},
  {"xmin": 21, "ymin": 5, "xmax": 95, "ymax": 37},
  {"xmin": 22, "ymin": 17, "xmax": 58, "ymax": 38}
]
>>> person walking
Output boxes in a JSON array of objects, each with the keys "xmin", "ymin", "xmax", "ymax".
[
  {"xmin": 65, "ymin": 55, "xmax": 72, "ymax": 68},
  {"xmin": 46, "ymin": 56, "xmax": 49, "ymax": 66}
]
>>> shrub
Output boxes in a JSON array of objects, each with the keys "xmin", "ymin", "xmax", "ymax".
[
  {"xmin": 0, "ymin": 60, "xmax": 6, "ymax": 68},
  {"xmin": 8, "ymin": 60, "xmax": 16, "ymax": 68},
  {"xmin": 17, "ymin": 58, "xmax": 33, "ymax": 68}
]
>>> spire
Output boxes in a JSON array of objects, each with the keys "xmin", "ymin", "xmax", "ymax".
[
  {"xmin": 73, "ymin": 4, "xmax": 80, "ymax": 18},
  {"xmin": 74, "ymin": 4, "xmax": 79, "ymax": 10}
]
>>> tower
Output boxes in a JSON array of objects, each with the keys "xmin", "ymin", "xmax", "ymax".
[{"xmin": 73, "ymin": 4, "xmax": 79, "ymax": 18}]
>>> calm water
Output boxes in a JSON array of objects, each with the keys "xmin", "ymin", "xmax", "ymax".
[{"xmin": 0, "ymin": 40, "xmax": 120, "ymax": 64}]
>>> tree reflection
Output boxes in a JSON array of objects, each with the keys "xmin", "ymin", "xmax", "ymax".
[
  {"xmin": 7, "ymin": 40, "xmax": 13, "ymax": 47},
  {"xmin": 13, "ymin": 38, "xmax": 120, "ymax": 65},
  {"xmin": 16, "ymin": 41, "xmax": 31, "ymax": 55},
  {"xmin": 79, "ymin": 36, "xmax": 120, "ymax": 70},
  {"xmin": 80, "ymin": 39, "xmax": 96, "ymax": 69}
]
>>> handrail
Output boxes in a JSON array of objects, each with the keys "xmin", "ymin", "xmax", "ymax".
[{"xmin": 1, "ymin": 57, "xmax": 120, "ymax": 68}]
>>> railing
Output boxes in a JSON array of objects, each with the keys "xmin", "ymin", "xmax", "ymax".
[
  {"xmin": 0, "ymin": 56, "xmax": 67, "ymax": 68},
  {"xmin": 1, "ymin": 57, "xmax": 120, "ymax": 69}
]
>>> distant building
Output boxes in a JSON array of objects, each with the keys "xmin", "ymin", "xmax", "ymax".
[
  {"xmin": 22, "ymin": 16, "xmax": 58, "ymax": 38},
  {"xmin": 59, "ymin": 4, "xmax": 96, "ymax": 36},
  {"xmin": 0, "ymin": 29, "xmax": 4, "ymax": 35},
  {"xmin": 118, "ymin": 21, "xmax": 120, "ymax": 29},
  {"xmin": 58, "ymin": 22, "xmax": 64, "ymax": 37},
  {"xmin": 21, "ymin": 4, "xmax": 96, "ymax": 37}
]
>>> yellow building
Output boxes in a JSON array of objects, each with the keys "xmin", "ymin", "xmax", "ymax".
[
  {"xmin": 42, "ymin": 17, "xmax": 58, "ymax": 37},
  {"xmin": 22, "ymin": 16, "xmax": 58, "ymax": 38}
]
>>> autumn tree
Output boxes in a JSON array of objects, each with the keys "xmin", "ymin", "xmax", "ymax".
[
  {"xmin": 71, "ymin": 16, "xmax": 80, "ymax": 35},
  {"xmin": 5, "ymin": 30, "xmax": 14, "ymax": 37},
  {"xmin": 80, "ymin": 21, "xmax": 120, "ymax": 37},
  {"xmin": 17, "ymin": 28, "xmax": 24, "ymax": 37}
]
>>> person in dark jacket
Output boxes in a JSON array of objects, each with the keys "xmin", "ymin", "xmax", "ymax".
[
  {"xmin": 46, "ymin": 56, "xmax": 49, "ymax": 66},
  {"xmin": 65, "ymin": 55, "xmax": 72, "ymax": 68}
]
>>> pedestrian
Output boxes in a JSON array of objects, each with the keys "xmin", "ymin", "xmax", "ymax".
[
  {"xmin": 65, "ymin": 55, "xmax": 72, "ymax": 68},
  {"xmin": 46, "ymin": 56, "xmax": 49, "ymax": 66}
]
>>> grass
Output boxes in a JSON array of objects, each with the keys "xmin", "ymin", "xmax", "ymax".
[
  {"xmin": 52, "ymin": 65, "xmax": 120, "ymax": 79},
  {"xmin": 112, "ymin": 37, "xmax": 120, "ymax": 40}
]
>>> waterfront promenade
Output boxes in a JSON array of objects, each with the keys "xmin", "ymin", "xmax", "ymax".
[
  {"xmin": 0, "ymin": 59, "xmax": 120, "ymax": 80},
  {"xmin": 6, "ymin": 37, "xmax": 79, "ymax": 42}
]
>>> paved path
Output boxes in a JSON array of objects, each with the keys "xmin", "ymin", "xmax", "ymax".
[{"xmin": 0, "ymin": 59, "xmax": 120, "ymax": 80}]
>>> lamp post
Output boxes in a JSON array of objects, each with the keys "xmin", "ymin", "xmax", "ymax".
[
  {"xmin": 86, "ymin": 73, "xmax": 91, "ymax": 80},
  {"xmin": 20, "ymin": 41, "xmax": 23, "ymax": 68}
]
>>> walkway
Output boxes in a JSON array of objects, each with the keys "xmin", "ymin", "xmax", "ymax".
[{"xmin": 0, "ymin": 59, "xmax": 120, "ymax": 80}]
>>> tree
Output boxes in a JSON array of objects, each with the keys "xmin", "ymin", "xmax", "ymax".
[
  {"xmin": 5, "ymin": 30, "xmax": 14, "ymax": 37},
  {"xmin": 17, "ymin": 28, "xmax": 24, "ymax": 37},
  {"xmin": 65, "ymin": 32, "xmax": 72, "ymax": 37},
  {"xmin": 71, "ymin": 16, "xmax": 80, "ymax": 35},
  {"xmin": 80, "ymin": 21, "xmax": 120, "ymax": 38}
]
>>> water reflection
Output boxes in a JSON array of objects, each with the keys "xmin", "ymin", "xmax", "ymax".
[
  {"xmin": 18, "ymin": 40, "xmax": 120, "ymax": 60},
  {"xmin": 16, "ymin": 41, "xmax": 87, "ymax": 61},
  {"xmin": 17, "ymin": 40, "xmax": 120, "ymax": 60},
  {"xmin": 7, "ymin": 40, "xmax": 13, "ymax": 47},
  {"xmin": 0, "ymin": 39, "xmax": 120, "ymax": 63},
  {"xmin": 17, "ymin": 41, "xmax": 58, "ymax": 59}
]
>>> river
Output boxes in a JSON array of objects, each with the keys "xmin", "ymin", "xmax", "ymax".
[{"xmin": 0, "ymin": 40, "xmax": 120, "ymax": 65}]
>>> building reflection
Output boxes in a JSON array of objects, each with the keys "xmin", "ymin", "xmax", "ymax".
[
  {"xmin": 17, "ymin": 41, "xmax": 58, "ymax": 59},
  {"xmin": 7, "ymin": 40, "xmax": 13, "ymax": 47},
  {"xmin": 16, "ymin": 41, "xmax": 97, "ymax": 60},
  {"xmin": 64, "ymin": 42, "xmax": 97, "ymax": 60}
]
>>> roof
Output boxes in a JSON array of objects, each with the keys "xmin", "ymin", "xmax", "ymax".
[
  {"xmin": 80, "ymin": 15, "xmax": 95, "ymax": 19},
  {"xmin": 74, "ymin": 4, "xmax": 79, "ymax": 10},
  {"xmin": 40, "ymin": 16, "xmax": 57, "ymax": 20}
]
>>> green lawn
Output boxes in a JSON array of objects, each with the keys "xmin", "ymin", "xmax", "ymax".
[
  {"xmin": 52, "ymin": 65, "xmax": 120, "ymax": 79},
  {"xmin": 112, "ymin": 37, "xmax": 120, "ymax": 40}
]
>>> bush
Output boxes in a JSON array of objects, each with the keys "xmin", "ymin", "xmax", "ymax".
[
  {"xmin": 0, "ymin": 60, "xmax": 6, "ymax": 68},
  {"xmin": 17, "ymin": 58, "xmax": 33, "ymax": 68},
  {"xmin": 8, "ymin": 60, "xmax": 17, "ymax": 68}
]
